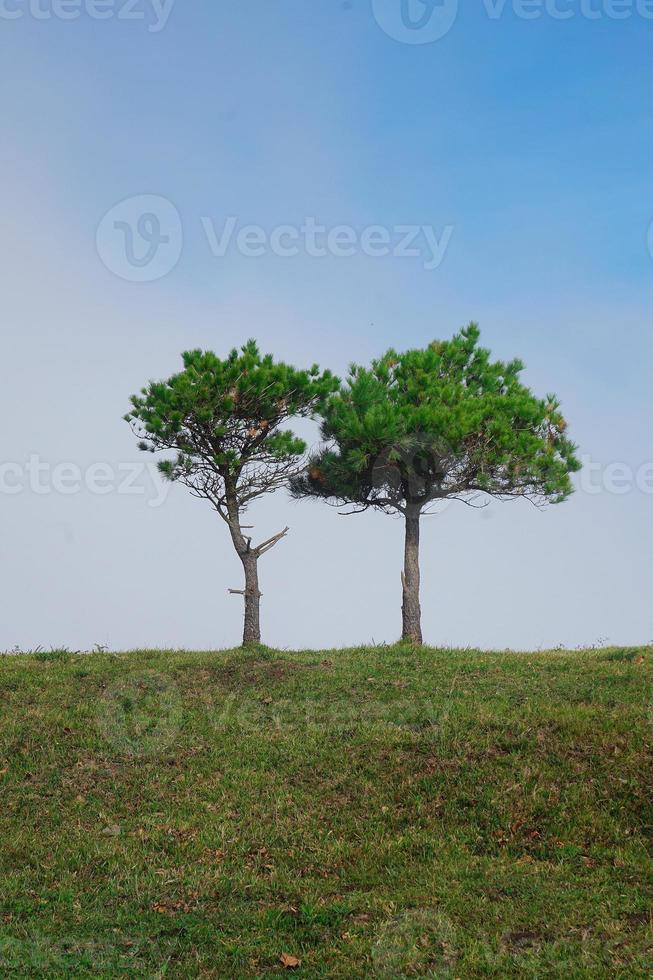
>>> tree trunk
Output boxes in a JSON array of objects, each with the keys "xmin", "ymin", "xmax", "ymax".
[
  {"xmin": 224, "ymin": 481, "xmax": 288, "ymax": 648},
  {"xmin": 241, "ymin": 554, "xmax": 262, "ymax": 647},
  {"xmin": 224, "ymin": 488, "xmax": 262, "ymax": 648},
  {"xmin": 401, "ymin": 507, "xmax": 423, "ymax": 644}
]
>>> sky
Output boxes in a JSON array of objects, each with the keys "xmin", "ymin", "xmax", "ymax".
[{"xmin": 1, "ymin": 0, "xmax": 652, "ymax": 651}]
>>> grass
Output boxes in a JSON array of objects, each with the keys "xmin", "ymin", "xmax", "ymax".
[{"xmin": 0, "ymin": 644, "xmax": 651, "ymax": 977}]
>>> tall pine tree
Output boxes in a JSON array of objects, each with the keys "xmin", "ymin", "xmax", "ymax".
[{"xmin": 291, "ymin": 324, "xmax": 580, "ymax": 644}]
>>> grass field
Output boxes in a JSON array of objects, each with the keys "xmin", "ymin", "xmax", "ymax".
[{"xmin": 0, "ymin": 644, "xmax": 651, "ymax": 977}]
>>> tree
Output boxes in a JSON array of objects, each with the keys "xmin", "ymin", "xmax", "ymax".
[
  {"xmin": 291, "ymin": 324, "xmax": 580, "ymax": 645},
  {"xmin": 125, "ymin": 341, "xmax": 338, "ymax": 647}
]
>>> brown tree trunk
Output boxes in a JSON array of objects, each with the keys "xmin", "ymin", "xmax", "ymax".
[
  {"xmin": 241, "ymin": 554, "xmax": 261, "ymax": 647},
  {"xmin": 401, "ymin": 507, "xmax": 423, "ymax": 644},
  {"xmin": 224, "ymin": 482, "xmax": 289, "ymax": 648},
  {"xmin": 224, "ymin": 487, "xmax": 262, "ymax": 648}
]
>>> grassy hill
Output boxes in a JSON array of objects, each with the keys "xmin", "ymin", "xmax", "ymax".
[{"xmin": 0, "ymin": 645, "xmax": 651, "ymax": 977}]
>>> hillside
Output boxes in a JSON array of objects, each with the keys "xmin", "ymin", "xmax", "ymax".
[{"xmin": 0, "ymin": 645, "xmax": 651, "ymax": 977}]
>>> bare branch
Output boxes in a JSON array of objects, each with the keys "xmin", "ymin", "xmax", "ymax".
[{"xmin": 255, "ymin": 526, "xmax": 290, "ymax": 556}]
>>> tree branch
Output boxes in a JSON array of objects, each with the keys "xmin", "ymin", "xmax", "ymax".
[{"xmin": 254, "ymin": 526, "xmax": 290, "ymax": 556}]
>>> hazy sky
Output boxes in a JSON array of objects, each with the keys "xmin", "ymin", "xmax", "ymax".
[{"xmin": 1, "ymin": 2, "xmax": 652, "ymax": 651}]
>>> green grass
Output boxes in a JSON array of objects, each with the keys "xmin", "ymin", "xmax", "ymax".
[{"xmin": 0, "ymin": 644, "xmax": 651, "ymax": 977}]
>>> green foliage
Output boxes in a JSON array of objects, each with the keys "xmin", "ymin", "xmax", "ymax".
[
  {"xmin": 125, "ymin": 340, "xmax": 338, "ymax": 512},
  {"xmin": 31, "ymin": 648, "xmax": 73, "ymax": 663},
  {"xmin": 292, "ymin": 324, "xmax": 581, "ymax": 513}
]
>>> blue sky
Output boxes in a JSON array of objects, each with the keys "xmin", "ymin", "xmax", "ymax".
[{"xmin": 1, "ymin": 2, "xmax": 652, "ymax": 650}]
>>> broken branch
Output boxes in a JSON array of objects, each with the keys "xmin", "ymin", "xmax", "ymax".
[{"xmin": 255, "ymin": 526, "xmax": 290, "ymax": 556}]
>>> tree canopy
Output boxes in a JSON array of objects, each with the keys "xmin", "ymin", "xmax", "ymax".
[
  {"xmin": 291, "ymin": 323, "xmax": 580, "ymax": 515},
  {"xmin": 126, "ymin": 340, "xmax": 338, "ymax": 520},
  {"xmin": 125, "ymin": 340, "xmax": 338, "ymax": 645}
]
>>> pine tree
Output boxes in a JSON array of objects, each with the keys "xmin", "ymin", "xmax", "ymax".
[
  {"xmin": 125, "ymin": 341, "xmax": 338, "ymax": 647},
  {"xmin": 291, "ymin": 324, "xmax": 581, "ymax": 645}
]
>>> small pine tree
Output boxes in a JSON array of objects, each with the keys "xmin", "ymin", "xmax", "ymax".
[
  {"xmin": 291, "ymin": 324, "xmax": 581, "ymax": 645},
  {"xmin": 126, "ymin": 340, "xmax": 338, "ymax": 647}
]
